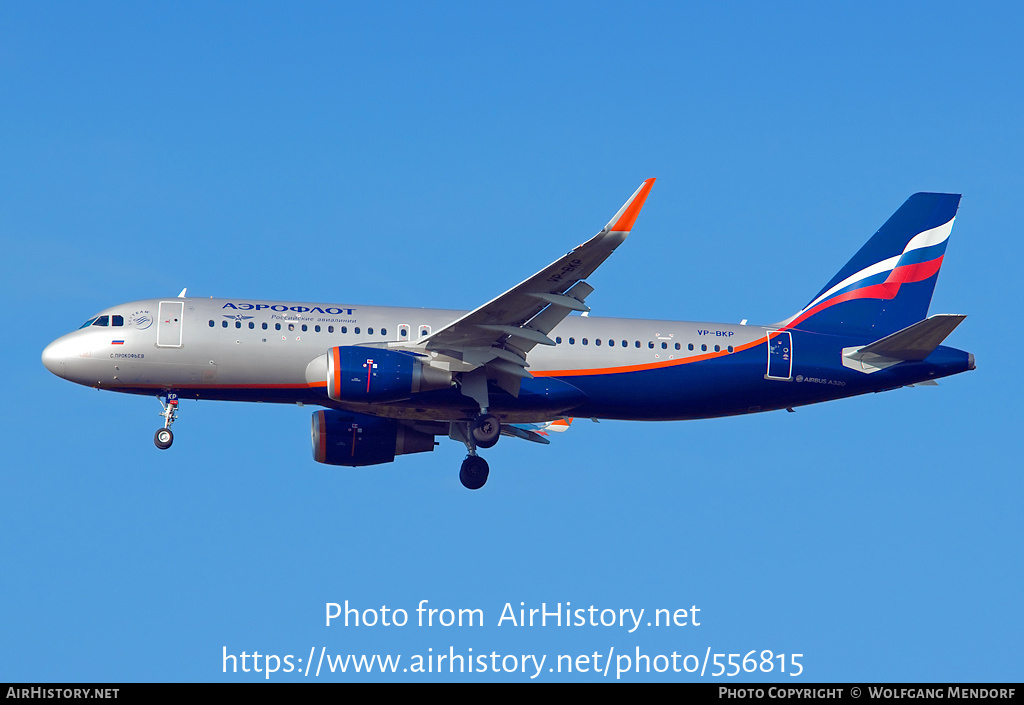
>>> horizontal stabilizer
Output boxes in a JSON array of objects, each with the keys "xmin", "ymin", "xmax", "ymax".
[{"xmin": 858, "ymin": 314, "xmax": 966, "ymax": 361}]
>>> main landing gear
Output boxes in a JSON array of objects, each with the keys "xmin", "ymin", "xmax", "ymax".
[
  {"xmin": 154, "ymin": 393, "xmax": 178, "ymax": 450},
  {"xmin": 460, "ymin": 455, "xmax": 489, "ymax": 490},
  {"xmin": 452, "ymin": 370, "xmax": 501, "ymax": 488},
  {"xmin": 470, "ymin": 412, "xmax": 500, "ymax": 449},
  {"xmin": 453, "ymin": 412, "xmax": 501, "ymax": 490}
]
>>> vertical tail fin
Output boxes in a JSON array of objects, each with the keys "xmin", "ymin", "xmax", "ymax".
[{"xmin": 781, "ymin": 193, "xmax": 961, "ymax": 337}]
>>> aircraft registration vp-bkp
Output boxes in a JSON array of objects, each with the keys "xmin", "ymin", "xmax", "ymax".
[{"xmin": 42, "ymin": 180, "xmax": 974, "ymax": 489}]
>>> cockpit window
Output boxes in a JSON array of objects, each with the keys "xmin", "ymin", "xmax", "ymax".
[
  {"xmin": 79, "ymin": 317, "xmax": 98, "ymax": 329},
  {"xmin": 92, "ymin": 315, "xmax": 109, "ymax": 327},
  {"xmin": 112, "ymin": 315, "xmax": 124, "ymax": 327}
]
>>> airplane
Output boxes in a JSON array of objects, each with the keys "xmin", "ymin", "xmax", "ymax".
[{"xmin": 41, "ymin": 180, "xmax": 974, "ymax": 489}]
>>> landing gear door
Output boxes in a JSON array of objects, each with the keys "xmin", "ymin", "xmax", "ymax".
[
  {"xmin": 766, "ymin": 330, "xmax": 792, "ymax": 380},
  {"xmin": 157, "ymin": 301, "xmax": 184, "ymax": 348}
]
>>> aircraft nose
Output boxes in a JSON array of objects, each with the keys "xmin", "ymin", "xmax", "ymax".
[{"xmin": 41, "ymin": 340, "xmax": 67, "ymax": 379}]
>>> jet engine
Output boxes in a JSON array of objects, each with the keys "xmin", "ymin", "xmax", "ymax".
[
  {"xmin": 305, "ymin": 346, "xmax": 451, "ymax": 403},
  {"xmin": 311, "ymin": 410, "xmax": 435, "ymax": 466}
]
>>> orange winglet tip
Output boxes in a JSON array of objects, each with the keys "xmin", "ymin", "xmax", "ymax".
[{"xmin": 609, "ymin": 178, "xmax": 655, "ymax": 232}]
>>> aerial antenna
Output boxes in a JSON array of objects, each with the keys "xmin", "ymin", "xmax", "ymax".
[{"xmin": 177, "ymin": 288, "xmax": 188, "ymax": 298}]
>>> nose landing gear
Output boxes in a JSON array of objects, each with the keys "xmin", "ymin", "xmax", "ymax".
[
  {"xmin": 154, "ymin": 427, "xmax": 174, "ymax": 450},
  {"xmin": 154, "ymin": 393, "xmax": 179, "ymax": 450}
]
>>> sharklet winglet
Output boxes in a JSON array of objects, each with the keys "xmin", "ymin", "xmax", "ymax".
[{"xmin": 605, "ymin": 178, "xmax": 655, "ymax": 233}]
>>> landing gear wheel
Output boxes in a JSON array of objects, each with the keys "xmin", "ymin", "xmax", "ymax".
[
  {"xmin": 471, "ymin": 413, "xmax": 500, "ymax": 449},
  {"xmin": 154, "ymin": 428, "xmax": 174, "ymax": 450},
  {"xmin": 459, "ymin": 455, "xmax": 490, "ymax": 490}
]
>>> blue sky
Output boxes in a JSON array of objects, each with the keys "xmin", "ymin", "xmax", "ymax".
[{"xmin": 2, "ymin": 2, "xmax": 1020, "ymax": 682}]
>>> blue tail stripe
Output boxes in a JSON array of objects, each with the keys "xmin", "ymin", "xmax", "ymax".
[{"xmin": 895, "ymin": 240, "xmax": 948, "ymax": 267}]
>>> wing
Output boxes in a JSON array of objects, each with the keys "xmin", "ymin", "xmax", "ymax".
[{"xmin": 407, "ymin": 179, "xmax": 655, "ymax": 395}]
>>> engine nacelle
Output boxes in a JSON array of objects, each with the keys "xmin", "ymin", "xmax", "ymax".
[
  {"xmin": 311, "ymin": 410, "xmax": 435, "ymax": 467},
  {"xmin": 305, "ymin": 346, "xmax": 451, "ymax": 402}
]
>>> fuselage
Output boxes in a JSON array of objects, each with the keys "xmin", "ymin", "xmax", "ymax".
[{"xmin": 41, "ymin": 296, "xmax": 974, "ymax": 424}]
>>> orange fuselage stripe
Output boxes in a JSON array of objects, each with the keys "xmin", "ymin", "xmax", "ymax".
[{"xmin": 531, "ymin": 336, "xmax": 764, "ymax": 378}]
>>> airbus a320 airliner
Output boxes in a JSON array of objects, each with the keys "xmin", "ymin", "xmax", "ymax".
[{"xmin": 42, "ymin": 180, "xmax": 973, "ymax": 489}]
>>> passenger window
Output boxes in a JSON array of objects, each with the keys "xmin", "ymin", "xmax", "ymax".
[
  {"xmin": 648, "ymin": 341, "xmax": 654, "ymax": 349},
  {"xmin": 235, "ymin": 321, "xmax": 241, "ymax": 329},
  {"xmin": 714, "ymin": 345, "xmax": 720, "ymax": 352},
  {"xmin": 569, "ymin": 337, "xmax": 575, "ymax": 345},
  {"xmin": 341, "ymin": 326, "xmax": 347, "ymax": 334},
  {"xmin": 208, "ymin": 320, "xmax": 214, "ymax": 327},
  {"xmin": 596, "ymin": 339, "xmax": 601, "ymax": 346},
  {"xmin": 355, "ymin": 327, "xmax": 361, "ymax": 334},
  {"xmin": 329, "ymin": 326, "xmax": 335, "ymax": 333},
  {"xmin": 688, "ymin": 343, "xmax": 694, "ymax": 351},
  {"xmin": 582, "ymin": 338, "xmax": 588, "ymax": 345},
  {"xmin": 93, "ymin": 316, "xmax": 109, "ymax": 327},
  {"xmin": 301, "ymin": 324, "xmax": 308, "ymax": 332},
  {"xmin": 249, "ymin": 322, "xmax": 255, "ymax": 329},
  {"xmin": 661, "ymin": 342, "xmax": 667, "ymax": 349},
  {"xmin": 275, "ymin": 323, "xmax": 281, "ymax": 331},
  {"xmin": 635, "ymin": 341, "xmax": 640, "ymax": 348},
  {"xmin": 222, "ymin": 321, "xmax": 228, "ymax": 328},
  {"xmin": 262, "ymin": 322, "xmax": 268, "ymax": 330},
  {"xmin": 368, "ymin": 328, "xmax": 374, "ymax": 335},
  {"xmin": 381, "ymin": 328, "xmax": 387, "ymax": 336},
  {"xmin": 728, "ymin": 345, "xmax": 734, "ymax": 353},
  {"xmin": 556, "ymin": 336, "xmax": 562, "ymax": 344},
  {"xmin": 315, "ymin": 325, "xmax": 321, "ymax": 333},
  {"xmin": 701, "ymin": 344, "xmax": 707, "ymax": 351}
]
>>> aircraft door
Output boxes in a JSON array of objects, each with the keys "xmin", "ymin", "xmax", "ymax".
[
  {"xmin": 765, "ymin": 330, "xmax": 792, "ymax": 380},
  {"xmin": 157, "ymin": 301, "xmax": 184, "ymax": 348}
]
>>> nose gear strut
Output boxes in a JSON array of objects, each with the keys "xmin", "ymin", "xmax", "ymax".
[{"xmin": 154, "ymin": 393, "xmax": 179, "ymax": 449}]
